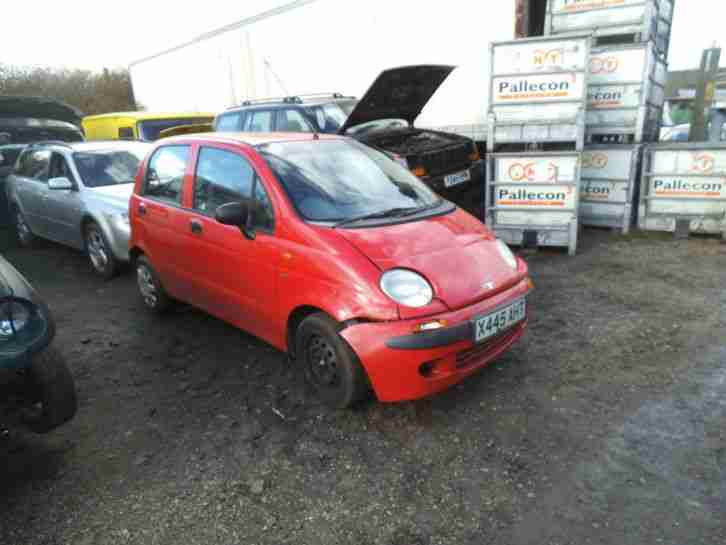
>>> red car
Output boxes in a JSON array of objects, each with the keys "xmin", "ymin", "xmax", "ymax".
[{"xmin": 129, "ymin": 133, "xmax": 532, "ymax": 407}]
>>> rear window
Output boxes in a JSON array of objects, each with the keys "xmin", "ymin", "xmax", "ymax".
[
  {"xmin": 74, "ymin": 147, "xmax": 149, "ymax": 188},
  {"xmin": 137, "ymin": 118, "xmax": 213, "ymax": 142}
]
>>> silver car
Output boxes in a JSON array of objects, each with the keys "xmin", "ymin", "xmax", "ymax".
[{"xmin": 5, "ymin": 141, "xmax": 152, "ymax": 278}]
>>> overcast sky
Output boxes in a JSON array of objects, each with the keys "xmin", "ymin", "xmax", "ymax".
[{"xmin": 0, "ymin": 0, "xmax": 723, "ymax": 71}]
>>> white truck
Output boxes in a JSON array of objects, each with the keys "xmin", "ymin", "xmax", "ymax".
[{"xmin": 128, "ymin": 0, "xmax": 549, "ymax": 140}]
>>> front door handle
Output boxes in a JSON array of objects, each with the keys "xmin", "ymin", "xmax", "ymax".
[
  {"xmin": 190, "ymin": 220, "xmax": 203, "ymax": 234},
  {"xmin": 138, "ymin": 203, "xmax": 146, "ymax": 216}
]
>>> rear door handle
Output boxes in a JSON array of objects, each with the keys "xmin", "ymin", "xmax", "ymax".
[
  {"xmin": 138, "ymin": 203, "xmax": 146, "ymax": 216},
  {"xmin": 190, "ymin": 220, "xmax": 203, "ymax": 234}
]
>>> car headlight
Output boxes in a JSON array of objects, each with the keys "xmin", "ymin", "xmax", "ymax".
[
  {"xmin": 380, "ymin": 269, "xmax": 433, "ymax": 308},
  {"xmin": 0, "ymin": 297, "xmax": 34, "ymax": 340},
  {"xmin": 495, "ymin": 239, "xmax": 518, "ymax": 271}
]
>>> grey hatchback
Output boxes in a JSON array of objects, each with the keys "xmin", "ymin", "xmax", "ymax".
[{"xmin": 5, "ymin": 141, "xmax": 152, "ymax": 278}]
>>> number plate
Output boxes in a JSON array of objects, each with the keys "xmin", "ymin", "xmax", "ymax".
[
  {"xmin": 473, "ymin": 298, "xmax": 526, "ymax": 344},
  {"xmin": 444, "ymin": 169, "xmax": 471, "ymax": 188}
]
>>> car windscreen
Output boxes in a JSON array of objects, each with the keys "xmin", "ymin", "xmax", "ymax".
[
  {"xmin": 73, "ymin": 148, "xmax": 148, "ymax": 188},
  {"xmin": 0, "ymin": 147, "xmax": 23, "ymax": 168},
  {"xmin": 258, "ymin": 139, "xmax": 441, "ymax": 223},
  {"xmin": 305, "ymin": 101, "xmax": 358, "ymax": 133},
  {"xmin": 138, "ymin": 118, "xmax": 214, "ymax": 141}
]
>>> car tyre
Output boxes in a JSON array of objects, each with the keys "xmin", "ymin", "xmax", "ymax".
[
  {"xmin": 84, "ymin": 221, "xmax": 119, "ymax": 279},
  {"xmin": 21, "ymin": 346, "xmax": 78, "ymax": 433},
  {"xmin": 135, "ymin": 255, "xmax": 171, "ymax": 313},
  {"xmin": 13, "ymin": 206, "xmax": 37, "ymax": 248},
  {"xmin": 296, "ymin": 312, "xmax": 369, "ymax": 409}
]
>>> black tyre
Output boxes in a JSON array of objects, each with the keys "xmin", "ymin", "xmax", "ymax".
[
  {"xmin": 135, "ymin": 255, "xmax": 171, "ymax": 313},
  {"xmin": 296, "ymin": 312, "xmax": 369, "ymax": 409},
  {"xmin": 84, "ymin": 221, "xmax": 119, "ymax": 279},
  {"xmin": 22, "ymin": 346, "xmax": 77, "ymax": 433},
  {"xmin": 13, "ymin": 206, "xmax": 37, "ymax": 248}
]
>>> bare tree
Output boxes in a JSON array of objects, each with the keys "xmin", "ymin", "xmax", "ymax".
[{"xmin": 0, "ymin": 64, "xmax": 139, "ymax": 115}]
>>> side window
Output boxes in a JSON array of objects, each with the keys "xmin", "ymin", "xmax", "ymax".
[
  {"xmin": 193, "ymin": 147, "xmax": 255, "ymax": 215},
  {"xmin": 193, "ymin": 147, "xmax": 275, "ymax": 230},
  {"xmin": 215, "ymin": 112, "xmax": 242, "ymax": 132},
  {"xmin": 48, "ymin": 153, "xmax": 74, "ymax": 182},
  {"xmin": 243, "ymin": 110, "xmax": 273, "ymax": 132},
  {"xmin": 23, "ymin": 150, "xmax": 52, "ymax": 181},
  {"xmin": 143, "ymin": 145, "xmax": 190, "ymax": 205},
  {"xmin": 118, "ymin": 127, "xmax": 134, "ymax": 140},
  {"xmin": 276, "ymin": 109, "xmax": 313, "ymax": 132}
]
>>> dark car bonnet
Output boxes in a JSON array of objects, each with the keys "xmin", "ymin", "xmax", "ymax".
[{"xmin": 339, "ymin": 65, "xmax": 455, "ymax": 133}]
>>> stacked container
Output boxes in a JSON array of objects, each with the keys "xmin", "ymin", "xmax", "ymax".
[
  {"xmin": 485, "ymin": 34, "xmax": 592, "ymax": 256},
  {"xmin": 544, "ymin": 0, "xmax": 675, "ymax": 233}
]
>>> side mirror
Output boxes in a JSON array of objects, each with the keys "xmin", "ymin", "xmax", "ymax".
[
  {"xmin": 215, "ymin": 200, "xmax": 256, "ymax": 240},
  {"xmin": 48, "ymin": 177, "xmax": 73, "ymax": 191}
]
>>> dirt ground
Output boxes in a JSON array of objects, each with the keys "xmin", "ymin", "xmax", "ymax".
[{"xmin": 0, "ymin": 228, "xmax": 724, "ymax": 545}]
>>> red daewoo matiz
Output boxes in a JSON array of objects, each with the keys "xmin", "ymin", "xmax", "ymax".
[{"xmin": 129, "ymin": 133, "xmax": 532, "ymax": 407}]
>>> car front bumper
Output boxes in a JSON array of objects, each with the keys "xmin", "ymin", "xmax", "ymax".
[
  {"xmin": 422, "ymin": 160, "xmax": 485, "ymax": 217},
  {"xmin": 340, "ymin": 277, "xmax": 531, "ymax": 402}
]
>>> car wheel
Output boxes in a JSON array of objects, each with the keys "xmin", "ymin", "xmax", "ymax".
[
  {"xmin": 21, "ymin": 346, "xmax": 77, "ymax": 433},
  {"xmin": 296, "ymin": 312, "xmax": 369, "ymax": 409},
  {"xmin": 136, "ymin": 255, "xmax": 171, "ymax": 313},
  {"xmin": 13, "ymin": 207, "xmax": 36, "ymax": 248},
  {"xmin": 84, "ymin": 222, "xmax": 118, "ymax": 279}
]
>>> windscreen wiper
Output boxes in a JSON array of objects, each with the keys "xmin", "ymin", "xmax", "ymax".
[{"xmin": 333, "ymin": 207, "xmax": 419, "ymax": 228}]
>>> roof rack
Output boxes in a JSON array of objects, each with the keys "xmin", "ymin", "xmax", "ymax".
[{"xmin": 232, "ymin": 92, "xmax": 353, "ymax": 109}]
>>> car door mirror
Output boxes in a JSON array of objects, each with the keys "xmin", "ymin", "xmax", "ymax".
[
  {"xmin": 48, "ymin": 177, "xmax": 73, "ymax": 191},
  {"xmin": 215, "ymin": 200, "xmax": 256, "ymax": 240}
]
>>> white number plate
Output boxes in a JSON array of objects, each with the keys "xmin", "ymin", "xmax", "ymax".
[
  {"xmin": 444, "ymin": 169, "xmax": 471, "ymax": 188},
  {"xmin": 473, "ymin": 298, "xmax": 526, "ymax": 344}
]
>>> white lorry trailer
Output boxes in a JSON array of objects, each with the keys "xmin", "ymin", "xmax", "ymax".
[{"xmin": 128, "ymin": 0, "xmax": 549, "ymax": 139}]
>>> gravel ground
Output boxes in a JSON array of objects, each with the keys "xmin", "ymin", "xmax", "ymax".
[{"xmin": 0, "ymin": 228, "xmax": 724, "ymax": 545}]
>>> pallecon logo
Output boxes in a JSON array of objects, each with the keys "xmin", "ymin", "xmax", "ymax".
[
  {"xmin": 691, "ymin": 153, "xmax": 715, "ymax": 174},
  {"xmin": 653, "ymin": 179, "xmax": 724, "ymax": 197},
  {"xmin": 498, "ymin": 78, "xmax": 572, "ymax": 100},
  {"xmin": 582, "ymin": 183, "xmax": 611, "ymax": 200},
  {"xmin": 508, "ymin": 162, "xmax": 559, "ymax": 182},
  {"xmin": 559, "ymin": 0, "xmax": 626, "ymax": 13},
  {"xmin": 582, "ymin": 153, "xmax": 608, "ymax": 169},
  {"xmin": 533, "ymin": 49, "xmax": 564, "ymax": 69},
  {"xmin": 589, "ymin": 56, "xmax": 620, "ymax": 74},
  {"xmin": 498, "ymin": 188, "xmax": 568, "ymax": 206},
  {"xmin": 588, "ymin": 89, "xmax": 624, "ymax": 107}
]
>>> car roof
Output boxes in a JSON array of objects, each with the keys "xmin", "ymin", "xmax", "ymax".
[
  {"xmin": 83, "ymin": 112, "xmax": 215, "ymax": 122},
  {"xmin": 28, "ymin": 140, "xmax": 153, "ymax": 153},
  {"xmin": 158, "ymin": 132, "xmax": 345, "ymax": 147},
  {"xmin": 224, "ymin": 96, "xmax": 356, "ymax": 113}
]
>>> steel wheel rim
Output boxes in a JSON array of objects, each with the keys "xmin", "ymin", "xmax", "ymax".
[
  {"xmin": 137, "ymin": 265, "xmax": 158, "ymax": 307},
  {"xmin": 86, "ymin": 229, "xmax": 108, "ymax": 271},
  {"xmin": 306, "ymin": 334, "xmax": 340, "ymax": 388},
  {"xmin": 16, "ymin": 211, "xmax": 31, "ymax": 243}
]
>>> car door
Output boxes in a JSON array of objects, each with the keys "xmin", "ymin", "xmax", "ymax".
[
  {"xmin": 43, "ymin": 152, "xmax": 84, "ymax": 247},
  {"xmin": 179, "ymin": 144, "xmax": 280, "ymax": 339},
  {"xmin": 133, "ymin": 144, "xmax": 193, "ymax": 299},
  {"xmin": 13, "ymin": 149, "xmax": 52, "ymax": 237}
]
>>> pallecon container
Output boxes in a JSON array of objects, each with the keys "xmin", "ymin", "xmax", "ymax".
[
  {"xmin": 586, "ymin": 42, "xmax": 667, "ymax": 143},
  {"xmin": 487, "ymin": 34, "xmax": 592, "ymax": 151},
  {"xmin": 580, "ymin": 144, "xmax": 643, "ymax": 233},
  {"xmin": 486, "ymin": 152, "xmax": 582, "ymax": 255},
  {"xmin": 638, "ymin": 143, "xmax": 726, "ymax": 238},
  {"xmin": 545, "ymin": 0, "xmax": 674, "ymax": 56}
]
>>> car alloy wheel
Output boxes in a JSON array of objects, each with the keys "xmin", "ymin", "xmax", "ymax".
[
  {"xmin": 86, "ymin": 227, "xmax": 109, "ymax": 273},
  {"xmin": 306, "ymin": 334, "xmax": 341, "ymax": 388},
  {"xmin": 136, "ymin": 264, "xmax": 158, "ymax": 309}
]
